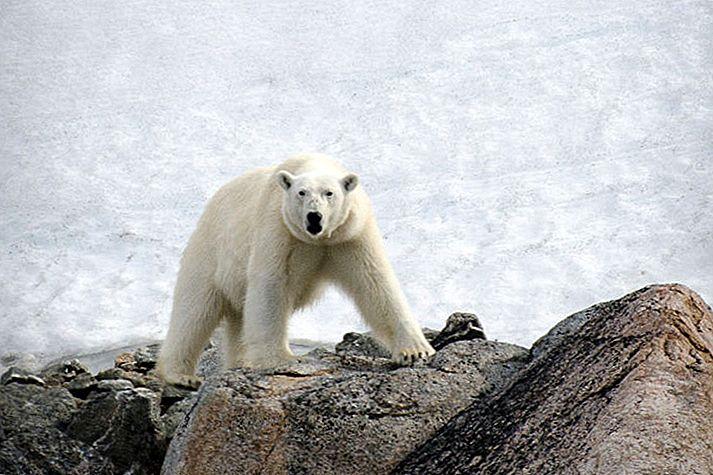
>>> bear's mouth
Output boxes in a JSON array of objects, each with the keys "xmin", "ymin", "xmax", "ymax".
[{"xmin": 306, "ymin": 224, "xmax": 323, "ymax": 236}]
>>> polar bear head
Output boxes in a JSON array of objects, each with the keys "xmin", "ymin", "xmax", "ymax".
[{"xmin": 276, "ymin": 170, "xmax": 359, "ymax": 241}]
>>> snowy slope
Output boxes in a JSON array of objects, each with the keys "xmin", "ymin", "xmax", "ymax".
[{"xmin": 1, "ymin": 0, "xmax": 712, "ymax": 365}]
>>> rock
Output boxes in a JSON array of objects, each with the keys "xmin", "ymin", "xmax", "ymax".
[
  {"xmin": 40, "ymin": 359, "xmax": 90, "ymax": 387},
  {"xmin": 96, "ymin": 379, "xmax": 134, "ymax": 392},
  {"xmin": 160, "ymin": 384, "xmax": 196, "ymax": 413},
  {"xmin": 161, "ymin": 339, "xmax": 528, "ymax": 474},
  {"xmin": 1, "ymin": 367, "xmax": 45, "ymax": 386},
  {"xmin": 95, "ymin": 367, "xmax": 129, "ymax": 381},
  {"xmin": 0, "ymin": 425, "xmax": 115, "ymax": 475},
  {"xmin": 94, "ymin": 388, "xmax": 166, "ymax": 474},
  {"xmin": 430, "ymin": 312, "xmax": 486, "ymax": 350},
  {"xmin": 65, "ymin": 391, "xmax": 121, "ymax": 445},
  {"xmin": 113, "ymin": 344, "xmax": 162, "ymax": 373},
  {"xmin": 528, "ymin": 302, "xmax": 603, "ymax": 360},
  {"xmin": 64, "ymin": 373, "xmax": 99, "ymax": 399},
  {"xmin": 335, "ymin": 332, "xmax": 391, "ymax": 358},
  {"xmin": 395, "ymin": 284, "xmax": 713, "ymax": 474},
  {"xmin": 334, "ymin": 316, "xmax": 484, "ymax": 361},
  {"xmin": 0, "ymin": 383, "xmax": 113, "ymax": 474},
  {"xmin": 0, "ymin": 353, "xmax": 39, "ymax": 375},
  {"xmin": 1, "ymin": 352, "xmax": 199, "ymax": 474},
  {"xmin": 196, "ymin": 345, "xmax": 223, "ymax": 378},
  {"xmin": 133, "ymin": 344, "xmax": 161, "ymax": 372},
  {"xmin": 161, "ymin": 397, "xmax": 197, "ymax": 440},
  {"xmin": 0, "ymin": 383, "xmax": 77, "ymax": 430}
]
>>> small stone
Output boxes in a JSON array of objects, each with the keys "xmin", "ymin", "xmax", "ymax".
[
  {"xmin": 95, "ymin": 367, "xmax": 128, "ymax": 381},
  {"xmin": 335, "ymin": 332, "xmax": 391, "ymax": 358},
  {"xmin": 422, "ymin": 328, "xmax": 440, "ymax": 343},
  {"xmin": 161, "ymin": 385, "xmax": 195, "ymax": 413},
  {"xmin": 1, "ymin": 367, "xmax": 45, "ymax": 386},
  {"xmin": 40, "ymin": 359, "xmax": 90, "ymax": 386},
  {"xmin": 430, "ymin": 312, "xmax": 486, "ymax": 350},
  {"xmin": 114, "ymin": 352, "xmax": 137, "ymax": 372},
  {"xmin": 64, "ymin": 373, "xmax": 98, "ymax": 399},
  {"xmin": 132, "ymin": 344, "xmax": 161, "ymax": 372},
  {"xmin": 97, "ymin": 379, "xmax": 134, "ymax": 392}
]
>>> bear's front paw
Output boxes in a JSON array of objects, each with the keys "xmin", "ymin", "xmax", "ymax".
[{"xmin": 392, "ymin": 338, "xmax": 436, "ymax": 366}]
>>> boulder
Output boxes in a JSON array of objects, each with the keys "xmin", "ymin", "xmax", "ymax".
[
  {"xmin": 430, "ymin": 312, "xmax": 485, "ymax": 350},
  {"xmin": 395, "ymin": 284, "xmax": 713, "ymax": 474},
  {"xmin": 0, "ymin": 343, "xmax": 202, "ymax": 475},
  {"xmin": 93, "ymin": 388, "xmax": 166, "ymax": 474},
  {"xmin": 161, "ymin": 325, "xmax": 527, "ymax": 475},
  {"xmin": 0, "ymin": 367, "xmax": 45, "ymax": 386},
  {"xmin": 0, "ymin": 383, "xmax": 113, "ymax": 474}
]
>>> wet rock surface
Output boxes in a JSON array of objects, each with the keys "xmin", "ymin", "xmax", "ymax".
[
  {"xmin": 162, "ymin": 314, "xmax": 527, "ymax": 475},
  {"xmin": 395, "ymin": 284, "xmax": 713, "ymax": 475}
]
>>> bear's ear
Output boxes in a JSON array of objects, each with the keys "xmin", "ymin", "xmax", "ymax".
[
  {"xmin": 341, "ymin": 173, "xmax": 359, "ymax": 193},
  {"xmin": 276, "ymin": 171, "xmax": 295, "ymax": 191}
]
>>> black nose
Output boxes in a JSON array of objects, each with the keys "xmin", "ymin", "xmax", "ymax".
[
  {"xmin": 306, "ymin": 212, "xmax": 323, "ymax": 235},
  {"xmin": 307, "ymin": 212, "xmax": 322, "ymax": 225}
]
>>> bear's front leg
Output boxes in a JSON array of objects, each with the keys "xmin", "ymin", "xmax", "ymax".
[
  {"xmin": 328, "ymin": 222, "xmax": 435, "ymax": 365},
  {"xmin": 242, "ymin": 271, "xmax": 296, "ymax": 369}
]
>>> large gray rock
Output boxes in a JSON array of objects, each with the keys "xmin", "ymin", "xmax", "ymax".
[
  {"xmin": 395, "ymin": 284, "xmax": 713, "ymax": 474},
  {"xmin": 162, "ymin": 335, "xmax": 528, "ymax": 474},
  {"xmin": 0, "ymin": 383, "xmax": 113, "ymax": 474},
  {"xmin": 0, "ymin": 344, "xmax": 202, "ymax": 475}
]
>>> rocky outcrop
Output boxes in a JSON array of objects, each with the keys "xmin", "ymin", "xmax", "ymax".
[
  {"xmin": 4, "ymin": 286, "xmax": 711, "ymax": 475},
  {"xmin": 395, "ymin": 284, "xmax": 713, "ymax": 474},
  {"xmin": 162, "ymin": 313, "xmax": 525, "ymax": 475},
  {"xmin": 0, "ymin": 346, "xmax": 201, "ymax": 475}
]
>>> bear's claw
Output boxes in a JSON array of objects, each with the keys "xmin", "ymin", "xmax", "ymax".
[{"xmin": 393, "ymin": 344, "xmax": 436, "ymax": 366}]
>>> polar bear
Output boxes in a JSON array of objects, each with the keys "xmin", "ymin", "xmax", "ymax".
[{"xmin": 157, "ymin": 153, "xmax": 435, "ymax": 387}]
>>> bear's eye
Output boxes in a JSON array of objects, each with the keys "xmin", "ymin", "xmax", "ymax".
[
  {"xmin": 325, "ymin": 191, "xmax": 333, "ymax": 197},
  {"xmin": 298, "ymin": 190, "xmax": 306, "ymax": 196}
]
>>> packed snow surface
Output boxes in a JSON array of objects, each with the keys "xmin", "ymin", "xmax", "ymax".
[{"xmin": 1, "ymin": 0, "xmax": 712, "ymax": 365}]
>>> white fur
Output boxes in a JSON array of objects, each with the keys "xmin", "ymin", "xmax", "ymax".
[{"xmin": 157, "ymin": 153, "xmax": 434, "ymax": 385}]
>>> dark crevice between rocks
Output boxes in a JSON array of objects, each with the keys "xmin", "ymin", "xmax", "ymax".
[{"xmin": 258, "ymin": 407, "xmax": 287, "ymax": 475}]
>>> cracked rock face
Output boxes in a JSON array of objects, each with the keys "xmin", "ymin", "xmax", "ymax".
[
  {"xmin": 162, "ymin": 332, "xmax": 527, "ymax": 474},
  {"xmin": 395, "ymin": 284, "xmax": 713, "ymax": 475}
]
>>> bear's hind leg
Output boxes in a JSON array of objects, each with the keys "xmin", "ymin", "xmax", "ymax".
[
  {"xmin": 157, "ymin": 281, "xmax": 223, "ymax": 388},
  {"xmin": 222, "ymin": 300, "xmax": 245, "ymax": 369},
  {"xmin": 242, "ymin": 273, "xmax": 296, "ymax": 368}
]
